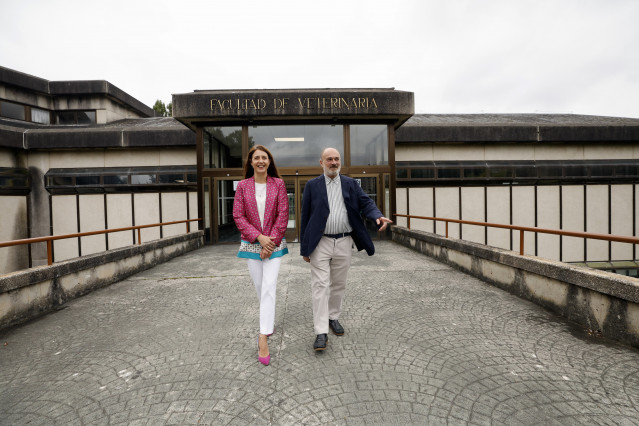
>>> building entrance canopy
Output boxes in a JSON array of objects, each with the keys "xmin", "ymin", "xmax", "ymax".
[{"xmin": 172, "ymin": 88, "xmax": 414, "ymax": 128}]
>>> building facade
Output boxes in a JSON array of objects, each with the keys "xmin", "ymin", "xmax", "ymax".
[{"xmin": 2, "ymin": 66, "xmax": 639, "ymax": 276}]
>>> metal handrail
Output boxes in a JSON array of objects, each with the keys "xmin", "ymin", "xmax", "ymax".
[
  {"xmin": 394, "ymin": 214, "xmax": 639, "ymax": 256},
  {"xmin": 0, "ymin": 218, "xmax": 202, "ymax": 265}
]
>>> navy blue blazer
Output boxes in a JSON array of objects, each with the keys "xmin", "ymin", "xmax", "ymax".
[{"xmin": 300, "ymin": 174, "xmax": 383, "ymax": 257}]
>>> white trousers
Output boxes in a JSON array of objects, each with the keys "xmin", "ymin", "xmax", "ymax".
[
  {"xmin": 309, "ymin": 236, "xmax": 352, "ymax": 334},
  {"xmin": 247, "ymin": 257, "xmax": 282, "ymax": 335}
]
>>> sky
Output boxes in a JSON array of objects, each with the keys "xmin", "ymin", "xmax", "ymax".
[{"xmin": 2, "ymin": 0, "xmax": 638, "ymax": 118}]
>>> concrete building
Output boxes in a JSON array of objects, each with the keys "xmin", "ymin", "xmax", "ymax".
[
  {"xmin": 2, "ymin": 66, "xmax": 639, "ymax": 276},
  {"xmin": 0, "ymin": 67, "xmax": 196, "ymax": 274}
]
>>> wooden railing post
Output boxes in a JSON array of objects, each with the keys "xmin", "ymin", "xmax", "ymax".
[
  {"xmin": 445, "ymin": 221, "xmax": 449, "ymax": 238},
  {"xmin": 520, "ymin": 230, "xmax": 524, "ymax": 255},
  {"xmin": 137, "ymin": 229, "xmax": 142, "ymax": 245},
  {"xmin": 47, "ymin": 240, "xmax": 53, "ymax": 265}
]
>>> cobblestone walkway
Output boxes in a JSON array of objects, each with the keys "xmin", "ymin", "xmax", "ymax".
[{"xmin": 1, "ymin": 241, "xmax": 639, "ymax": 425}]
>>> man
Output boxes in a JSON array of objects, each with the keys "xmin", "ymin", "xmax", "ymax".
[{"xmin": 300, "ymin": 147, "xmax": 392, "ymax": 351}]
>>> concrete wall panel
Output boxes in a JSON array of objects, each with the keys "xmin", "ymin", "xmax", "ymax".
[
  {"xmin": 395, "ymin": 144, "xmax": 433, "ymax": 162},
  {"xmin": 106, "ymin": 194, "xmax": 134, "ymax": 250},
  {"xmin": 486, "ymin": 186, "xmax": 511, "ymax": 250},
  {"xmin": 395, "ymin": 188, "xmax": 408, "ymax": 227},
  {"xmin": 161, "ymin": 193, "xmax": 188, "ymax": 237},
  {"xmin": 586, "ymin": 185, "xmax": 609, "ymax": 261},
  {"xmin": 104, "ymin": 150, "xmax": 159, "ymax": 167},
  {"xmin": 79, "ymin": 194, "xmax": 106, "ymax": 256},
  {"xmin": 434, "ymin": 187, "xmax": 459, "ymax": 238},
  {"xmin": 585, "ymin": 144, "xmax": 633, "ymax": 160},
  {"xmin": 0, "ymin": 196, "xmax": 29, "ymax": 274},
  {"xmin": 485, "ymin": 144, "xmax": 535, "ymax": 160},
  {"xmin": 533, "ymin": 145, "xmax": 584, "ymax": 160},
  {"xmin": 52, "ymin": 195, "xmax": 79, "ymax": 261},
  {"xmin": 611, "ymin": 185, "xmax": 634, "ymax": 260},
  {"xmin": 461, "ymin": 187, "xmax": 485, "ymax": 244},
  {"xmin": 512, "ymin": 186, "xmax": 536, "ymax": 255},
  {"xmin": 408, "ymin": 188, "xmax": 434, "ymax": 232},
  {"xmin": 537, "ymin": 186, "xmax": 560, "ymax": 260},
  {"xmin": 561, "ymin": 185, "xmax": 586, "ymax": 262},
  {"xmin": 159, "ymin": 149, "xmax": 196, "ymax": 166},
  {"xmin": 433, "ymin": 145, "xmax": 485, "ymax": 161},
  {"xmin": 134, "ymin": 193, "xmax": 160, "ymax": 242},
  {"xmin": 49, "ymin": 151, "xmax": 105, "ymax": 169}
]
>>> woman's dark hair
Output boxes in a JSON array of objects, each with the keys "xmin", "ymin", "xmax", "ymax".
[{"xmin": 243, "ymin": 145, "xmax": 281, "ymax": 179}]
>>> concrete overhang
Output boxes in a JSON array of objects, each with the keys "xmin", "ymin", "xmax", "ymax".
[
  {"xmin": 0, "ymin": 118, "xmax": 195, "ymax": 150},
  {"xmin": 172, "ymin": 88, "xmax": 414, "ymax": 130},
  {"xmin": 396, "ymin": 114, "xmax": 639, "ymax": 143}
]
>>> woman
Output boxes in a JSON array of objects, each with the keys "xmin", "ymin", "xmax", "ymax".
[{"xmin": 233, "ymin": 145, "xmax": 289, "ymax": 366}]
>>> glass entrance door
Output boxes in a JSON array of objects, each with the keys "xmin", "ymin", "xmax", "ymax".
[
  {"xmin": 351, "ymin": 174, "xmax": 383, "ymax": 239},
  {"xmin": 282, "ymin": 176, "xmax": 313, "ymax": 242}
]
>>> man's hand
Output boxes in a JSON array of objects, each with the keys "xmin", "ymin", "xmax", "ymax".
[
  {"xmin": 376, "ymin": 216, "xmax": 393, "ymax": 231},
  {"xmin": 303, "ymin": 256, "xmax": 310, "ymax": 263}
]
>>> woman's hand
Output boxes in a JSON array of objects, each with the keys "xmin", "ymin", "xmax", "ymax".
[
  {"xmin": 260, "ymin": 247, "xmax": 272, "ymax": 260},
  {"xmin": 257, "ymin": 234, "xmax": 275, "ymax": 251}
]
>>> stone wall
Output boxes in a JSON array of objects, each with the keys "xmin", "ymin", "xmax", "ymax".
[
  {"xmin": 391, "ymin": 225, "xmax": 639, "ymax": 349},
  {"xmin": 0, "ymin": 231, "xmax": 203, "ymax": 330}
]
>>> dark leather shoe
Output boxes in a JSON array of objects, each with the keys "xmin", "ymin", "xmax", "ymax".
[
  {"xmin": 313, "ymin": 334, "xmax": 328, "ymax": 351},
  {"xmin": 329, "ymin": 319, "xmax": 344, "ymax": 336}
]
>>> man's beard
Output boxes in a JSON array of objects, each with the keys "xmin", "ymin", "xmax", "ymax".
[{"xmin": 324, "ymin": 165, "xmax": 341, "ymax": 177}]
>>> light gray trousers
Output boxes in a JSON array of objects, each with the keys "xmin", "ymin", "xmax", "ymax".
[{"xmin": 309, "ymin": 235, "xmax": 353, "ymax": 335}]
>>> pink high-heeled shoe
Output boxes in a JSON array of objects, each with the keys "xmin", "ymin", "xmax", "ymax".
[{"xmin": 258, "ymin": 337, "xmax": 270, "ymax": 366}]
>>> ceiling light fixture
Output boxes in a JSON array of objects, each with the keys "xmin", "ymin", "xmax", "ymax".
[{"xmin": 274, "ymin": 137, "xmax": 304, "ymax": 142}]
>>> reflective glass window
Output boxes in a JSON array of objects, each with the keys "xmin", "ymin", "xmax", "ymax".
[
  {"xmin": 515, "ymin": 166, "xmax": 536, "ymax": 178},
  {"xmin": 489, "ymin": 168, "xmax": 511, "ymax": 178},
  {"xmin": 539, "ymin": 167, "xmax": 562, "ymax": 177},
  {"xmin": 186, "ymin": 173, "xmax": 197, "ymax": 183},
  {"xmin": 76, "ymin": 176, "xmax": 100, "ymax": 185},
  {"xmin": 77, "ymin": 111, "xmax": 96, "ymax": 124},
  {"xmin": 50, "ymin": 176, "xmax": 73, "ymax": 186},
  {"xmin": 56, "ymin": 111, "xmax": 76, "ymax": 124},
  {"xmin": 411, "ymin": 169, "xmax": 435, "ymax": 179},
  {"xmin": 615, "ymin": 165, "xmax": 638, "ymax": 177},
  {"xmin": 0, "ymin": 101, "xmax": 26, "ymax": 120},
  {"xmin": 438, "ymin": 169, "xmax": 461, "ymax": 178},
  {"xmin": 203, "ymin": 127, "xmax": 242, "ymax": 168},
  {"xmin": 31, "ymin": 107, "xmax": 50, "ymax": 124},
  {"xmin": 350, "ymin": 125, "xmax": 388, "ymax": 166},
  {"xmin": 396, "ymin": 169, "xmax": 408, "ymax": 179},
  {"xmin": 464, "ymin": 168, "xmax": 486, "ymax": 178},
  {"xmin": 564, "ymin": 165, "xmax": 587, "ymax": 177},
  {"xmin": 590, "ymin": 165, "xmax": 614, "ymax": 177},
  {"xmin": 104, "ymin": 175, "xmax": 128, "ymax": 185},
  {"xmin": 131, "ymin": 174, "xmax": 156, "ymax": 184},
  {"xmin": 250, "ymin": 124, "xmax": 343, "ymax": 167},
  {"xmin": 159, "ymin": 173, "xmax": 185, "ymax": 184}
]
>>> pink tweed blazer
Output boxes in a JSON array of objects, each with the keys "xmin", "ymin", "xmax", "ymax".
[{"xmin": 233, "ymin": 176, "xmax": 289, "ymax": 246}]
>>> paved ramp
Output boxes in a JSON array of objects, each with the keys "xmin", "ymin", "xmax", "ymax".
[{"xmin": 1, "ymin": 241, "xmax": 639, "ymax": 425}]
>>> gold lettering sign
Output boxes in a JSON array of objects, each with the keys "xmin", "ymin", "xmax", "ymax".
[
  {"xmin": 210, "ymin": 97, "xmax": 378, "ymax": 112},
  {"xmin": 210, "ymin": 98, "xmax": 267, "ymax": 111}
]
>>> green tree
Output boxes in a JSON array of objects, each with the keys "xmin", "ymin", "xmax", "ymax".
[{"xmin": 153, "ymin": 100, "xmax": 172, "ymax": 117}]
